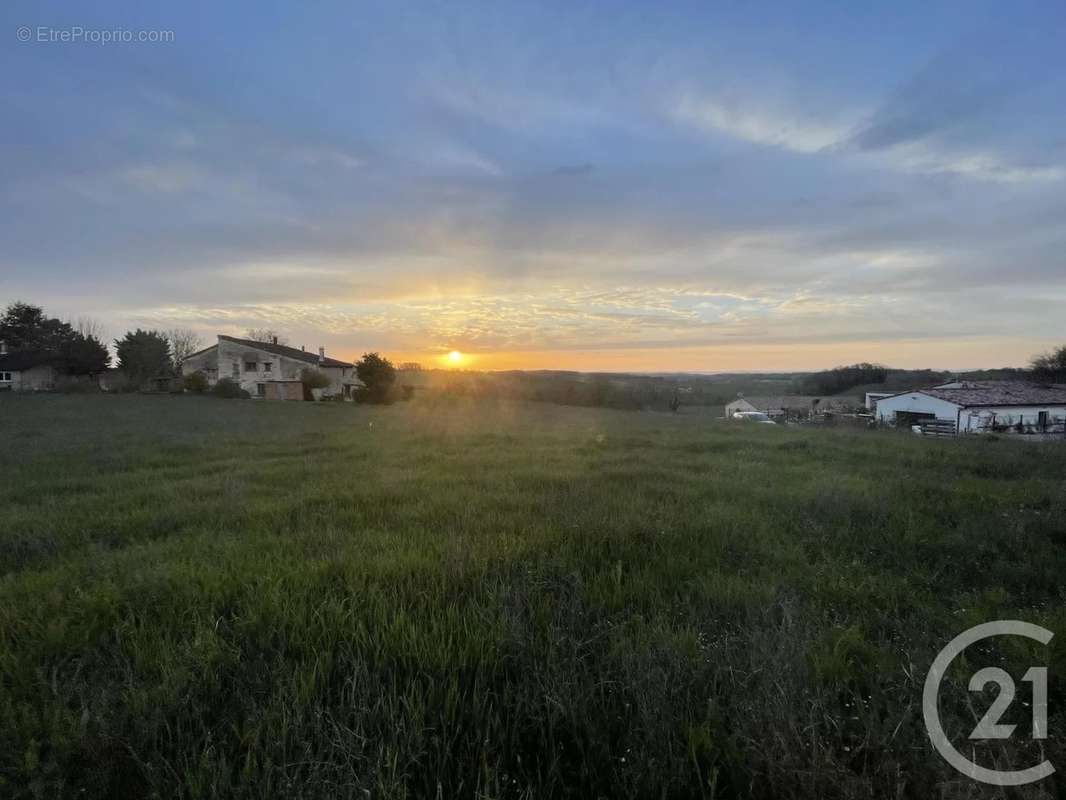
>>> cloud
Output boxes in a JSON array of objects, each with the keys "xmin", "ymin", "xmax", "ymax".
[
  {"xmin": 4, "ymin": 3, "xmax": 1066, "ymax": 370},
  {"xmin": 670, "ymin": 90, "xmax": 1065, "ymax": 184},
  {"xmin": 670, "ymin": 93, "xmax": 851, "ymax": 154}
]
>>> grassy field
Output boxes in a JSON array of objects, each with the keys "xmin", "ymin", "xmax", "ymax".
[{"xmin": 1, "ymin": 394, "xmax": 1064, "ymax": 799}]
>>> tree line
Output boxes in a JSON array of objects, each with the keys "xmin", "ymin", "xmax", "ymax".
[
  {"xmin": 0, "ymin": 301, "xmax": 205, "ymax": 383},
  {"xmin": 797, "ymin": 363, "xmax": 888, "ymax": 395}
]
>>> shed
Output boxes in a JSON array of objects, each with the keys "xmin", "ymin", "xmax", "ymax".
[
  {"xmin": 874, "ymin": 381, "xmax": 1066, "ymax": 434},
  {"xmin": 725, "ymin": 395, "xmax": 854, "ymax": 420}
]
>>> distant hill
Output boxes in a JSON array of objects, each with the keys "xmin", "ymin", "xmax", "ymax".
[{"xmin": 832, "ymin": 370, "xmax": 948, "ymax": 400}]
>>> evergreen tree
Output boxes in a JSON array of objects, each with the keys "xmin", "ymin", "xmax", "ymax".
[
  {"xmin": 115, "ymin": 329, "xmax": 172, "ymax": 379},
  {"xmin": 0, "ymin": 301, "xmax": 109, "ymax": 374}
]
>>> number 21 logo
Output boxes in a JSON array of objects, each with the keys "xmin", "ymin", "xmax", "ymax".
[{"xmin": 924, "ymin": 620, "xmax": 1054, "ymax": 787}]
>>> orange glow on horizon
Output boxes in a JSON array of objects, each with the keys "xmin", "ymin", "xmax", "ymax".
[{"xmin": 375, "ymin": 336, "xmax": 1054, "ymax": 374}]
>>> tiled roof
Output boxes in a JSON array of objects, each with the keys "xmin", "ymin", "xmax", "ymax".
[
  {"xmin": 916, "ymin": 381, "xmax": 1066, "ymax": 407},
  {"xmin": 217, "ymin": 336, "xmax": 353, "ymax": 368}
]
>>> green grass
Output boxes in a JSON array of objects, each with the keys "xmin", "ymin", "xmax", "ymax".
[{"xmin": 1, "ymin": 394, "xmax": 1064, "ymax": 799}]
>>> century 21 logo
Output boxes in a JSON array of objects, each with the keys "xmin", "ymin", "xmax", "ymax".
[{"xmin": 923, "ymin": 621, "xmax": 1054, "ymax": 786}]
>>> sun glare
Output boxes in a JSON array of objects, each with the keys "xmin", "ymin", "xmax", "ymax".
[{"xmin": 448, "ymin": 350, "xmax": 463, "ymax": 365}]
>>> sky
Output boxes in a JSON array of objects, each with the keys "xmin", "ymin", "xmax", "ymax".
[{"xmin": 2, "ymin": 1, "xmax": 1065, "ymax": 372}]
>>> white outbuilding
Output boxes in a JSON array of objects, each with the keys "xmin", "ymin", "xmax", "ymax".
[{"xmin": 874, "ymin": 381, "xmax": 1066, "ymax": 434}]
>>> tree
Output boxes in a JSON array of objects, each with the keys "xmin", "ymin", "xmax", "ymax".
[
  {"xmin": 74, "ymin": 317, "xmax": 106, "ymax": 342},
  {"xmin": 115, "ymin": 329, "xmax": 172, "ymax": 380},
  {"xmin": 355, "ymin": 352, "xmax": 397, "ymax": 403},
  {"xmin": 0, "ymin": 301, "xmax": 108, "ymax": 373},
  {"xmin": 59, "ymin": 331, "xmax": 110, "ymax": 374},
  {"xmin": 1029, "ymin": 345, "xmax": 1066, "ymax": 381},
  {"xmin": 245, "ymin": 328, "xmax": 288, "ymax": 345},
  {"xmin": 1, "ymin": 301, "xmax": 74, "ymax": 351},
  {"xmin": 799, "ymin": 363, "xmax": 888, "ymax": 396},
  {"xmin": 166, "ymin": 328, "xmax": 204, "ymax": 370}
]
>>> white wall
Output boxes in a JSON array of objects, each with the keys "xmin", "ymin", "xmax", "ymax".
[
  {"xmin": 724, "ymin": 399, "xmax": 756, "ymax": 415},
  {"xmin": 321, "ymin": 365, "xmax": 359, "ymax": 397},
  {"xmin": 875, "ymin": 392, "xmax": 1066, "ymax": 432},
  {"xmin": 182, "ymin": 347, "xmax": 219, "ymax": 382},
  {"xmin": 217, "ymin": 338, "xmax": 310, "ymax": 396},
  {"xmin": 865, "ymin": 392, "xmax": 894, "ymax": 410},
  {"xmin": 874, "ymin": 392, "xmax": 960, "ymax": 423},
  {"xmin": 0, "ymin": 365, "xmax": 57, "ymax": 391}
]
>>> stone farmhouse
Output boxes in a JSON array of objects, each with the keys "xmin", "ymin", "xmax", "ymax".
[{"xmin": 182, "ymin": 335, "xmax": 358, "ymax": 400}]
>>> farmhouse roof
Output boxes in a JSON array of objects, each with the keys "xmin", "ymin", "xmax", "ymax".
[
  {"xmin": 732, "ymin": 395, "xmax": 854, "ymax": 410},
  {"xmin": 0, "ymin": 349, "xmax": 62, "ymax": 371},
  {"xmin": 914, "ymin": 381, "xmax": 1066, "ymax": 407},
  {"xmin": 216, "ymin": 335, "xmax": 353, "ymax": 368}
]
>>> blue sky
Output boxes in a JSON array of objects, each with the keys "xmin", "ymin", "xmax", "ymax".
[{"xmin": 2, "ymin": 1, "xmax": 1065, "ymax": 370}]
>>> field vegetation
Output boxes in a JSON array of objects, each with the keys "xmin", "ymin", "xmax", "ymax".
[{"xmin": 1, "ymin": 394, "xmax": 1064, "ymax": 799}]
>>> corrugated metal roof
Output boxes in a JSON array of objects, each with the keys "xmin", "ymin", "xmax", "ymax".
[{"xmin": 913, "ymin": 381, "xmax": 1066, "ymax": 407}]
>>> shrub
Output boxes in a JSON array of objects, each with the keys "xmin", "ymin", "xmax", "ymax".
[
  {"xmin": 300, "ymin": 368, "xmax": 331, "ymax": 400},
  {"xmin": 355, "ymin": 353, "xmax": 397, "ymax": 403},
  {"xmin": 183, "ymin": 371, "xmax": 209, "ymax": 393},
  {"xmin": 300, "ymin": 368, "xmax": 331, "ymax": 390},
  {"xmin": 211, "ymin": 377, "xmax": 250, "ymax": 399}
]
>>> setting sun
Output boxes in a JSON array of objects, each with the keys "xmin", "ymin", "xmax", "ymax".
[{"xmin": 448, "ymin": 350, "xmax": 463, "ymax": 365}]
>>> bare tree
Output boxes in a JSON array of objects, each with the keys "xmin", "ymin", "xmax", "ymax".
[
  {"xmin": 73, "ymin": 316, "xmax": 107, "ymax": 342},
  {"xmin": 1030, "ymin": 344, "xmax": 1066, "ymax": 381},
  {"xmin": 167, "ymin": 328, "xmax": 204, "ymax": 370},
  {"xmin": 245, "ymin": 328, "xmax": 288, "ymax": 346}
]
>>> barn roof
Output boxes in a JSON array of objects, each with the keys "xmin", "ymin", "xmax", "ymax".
[
  {"xmin": 216, "ymin": 336, "xmax": 353, "ymax": 368},
  {"xmin": 915, "ymin": 381, "xmax": 1066, "ymax": 407}
]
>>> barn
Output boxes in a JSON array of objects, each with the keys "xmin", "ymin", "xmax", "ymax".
[{"xmin": 873, "ymin": 381, "xmax": 1066, "ymax": 434}]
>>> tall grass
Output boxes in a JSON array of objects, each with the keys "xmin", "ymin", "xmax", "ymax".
[{"xmin": 0, "ymin": 394, "xmax": 1063, "ymax": 798}]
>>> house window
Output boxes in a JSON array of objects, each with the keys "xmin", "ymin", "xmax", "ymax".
[
  {"xmin": 256, "ymin": 383, "xmax": 266, "ymax": 397},
  {"xmin": 232, "ymin": 363, "xmax": 240, "ymax": 378},
  {"xmin": 263, "ymin": 362, "xmax": 272, "ymax": 373},
  {"xmin": 0, "ymin": 372, "xmax": 11, "ymax": 382},
  {"xmin": 1038, "ymin": 411, "xmax": 1049, "ymax": 431},
  {"xmin": 245, "ymin": 361, "xmax": 258, "ymax": 372}
]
